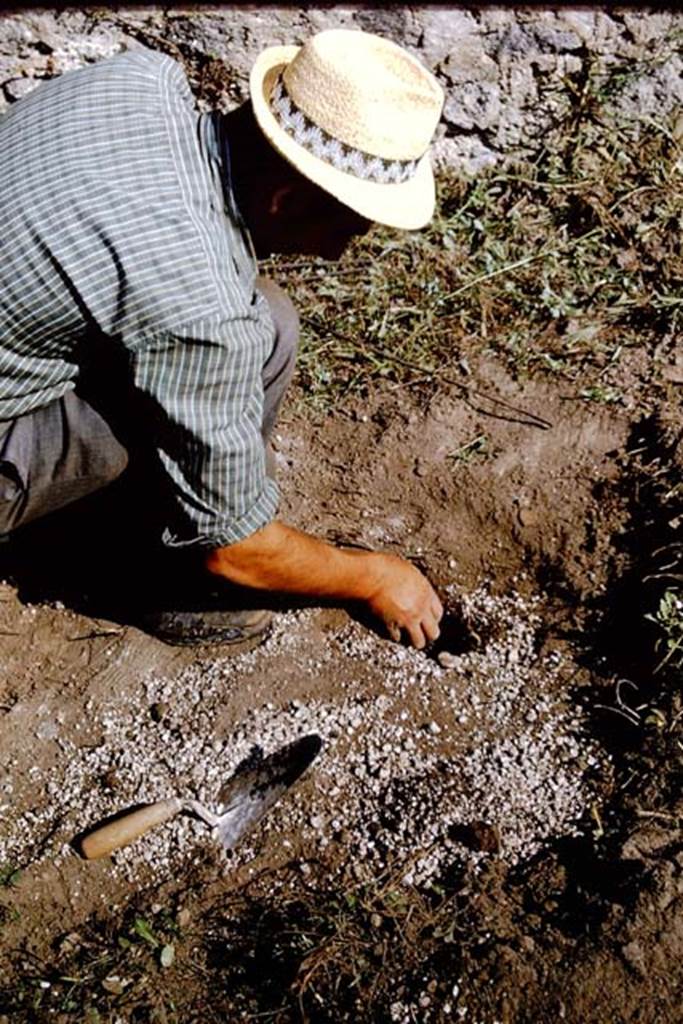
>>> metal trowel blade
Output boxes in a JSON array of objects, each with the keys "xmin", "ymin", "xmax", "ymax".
[{"xmin": 215, "ymin": 734, "xmax": 322, "ymax": 851}]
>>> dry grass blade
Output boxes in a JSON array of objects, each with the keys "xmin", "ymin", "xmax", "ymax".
[{"xmin": 264, "ymin": 91, "xmax": 681, "ymax": 411}]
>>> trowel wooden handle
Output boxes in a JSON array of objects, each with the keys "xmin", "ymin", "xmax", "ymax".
[{"xmin": 80, "ymin": 798, "xmax": 183, "ymax": 859}]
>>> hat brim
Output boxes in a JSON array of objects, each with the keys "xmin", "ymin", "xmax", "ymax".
[{"xmin": 249, "ymin": 45, "xmax": 436, "ymax": 231}]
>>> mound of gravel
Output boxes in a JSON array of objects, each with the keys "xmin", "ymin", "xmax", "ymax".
[{"xmin": 0, "ymin": 586, "xmax": 610, "ymax": 888}]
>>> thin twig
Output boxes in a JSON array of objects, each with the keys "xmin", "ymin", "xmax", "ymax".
[
  {"xmin": 594, "ymin": 703, "xmax": 641, "ymax": 726},
  {"xmin": 67, "ymin": 629, "xmax": 124, "ymax": 641},
  {"xmin": 616, "ymin": 678, "xmax": 641, "ymax": 717},
  {"xmin": 635, "ymin": 808, "xmax": 681, "ymax": 822},
  {"xmin": 303, "ymin": 318, "xmax": 553, "ymax": 431}
]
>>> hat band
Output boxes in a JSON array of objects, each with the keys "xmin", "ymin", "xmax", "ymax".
[{"xmin": 270, "ymin": 74, "xmax": 422, "ymax": 185}]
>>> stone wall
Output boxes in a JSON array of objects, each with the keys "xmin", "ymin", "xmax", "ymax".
[{"xmin": 1, "ymin": 5, "xmax": 681, "ymax": 172}]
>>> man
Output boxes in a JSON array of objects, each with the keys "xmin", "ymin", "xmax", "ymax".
[{"xmin": 0, "ymin": 28, "xmax": 445, "ymax": 649}]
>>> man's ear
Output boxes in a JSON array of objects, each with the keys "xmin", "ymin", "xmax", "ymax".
[{"xmin": 268, "ymin": 182, "xmax": 299, "ymax": 217}]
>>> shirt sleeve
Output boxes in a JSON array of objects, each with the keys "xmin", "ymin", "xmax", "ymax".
[{"xmin": 127, "ymin": 308, "xmax": 279, "ymax": 549}]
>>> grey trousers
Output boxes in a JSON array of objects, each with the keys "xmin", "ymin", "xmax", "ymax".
[{"xmin": 0, "ymin": 278, "xmax": 298, "ymax": 536}]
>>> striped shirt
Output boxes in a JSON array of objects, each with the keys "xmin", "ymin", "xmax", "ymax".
[{"xmin": 0, "ymin": 48, "xmax": 279, "ymax": 548}]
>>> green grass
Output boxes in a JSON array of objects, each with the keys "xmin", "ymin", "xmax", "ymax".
[
  {"xmin": 0, "ymin": 872, "xmax": 470, "ymax": 1022},
  {"xmin": 0, "ymin": 905, "xmax": 184, "ymax": 1020},
  {"xmin": 264, "ymin": 69, "xmax": 682, "ymax": 411}
]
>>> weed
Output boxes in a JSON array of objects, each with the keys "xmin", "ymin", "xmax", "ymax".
[
  {"xmin": 448, "ymin": 434, "xmax": 489, "ymax": 463},
  {"xmin": 0, "ymin": 865, "xmax": 21, "ymax": 888},
  {"xmin": 264, "ymin": 58, "xmax": 681, "ymax": 412},
  {"xmin": 646, "ymin": 588, "xmax": 683, "ymax": 672},
  {"xmin": 0, "ymin": 902, "xmax": 184, "ymax": 1019},
  {"xmin": 578, "ymin": 384, "xmax": 622, "ymax": 404}
]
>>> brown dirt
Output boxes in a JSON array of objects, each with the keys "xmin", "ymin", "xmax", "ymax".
[{"xmin": 0, "ymin": 360, "xmax": 681, "ymax": 1023}]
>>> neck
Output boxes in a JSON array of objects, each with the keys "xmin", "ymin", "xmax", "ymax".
[
  {"xmin": 222, "ymin": 103, "xmax": 305, "ymax": 258},
  {"xmin": 222, "ymin": 104, "xmax": 278, "ymax": 227}
]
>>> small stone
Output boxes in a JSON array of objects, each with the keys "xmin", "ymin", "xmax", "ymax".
[
  {"xmin": 462, "ymin": 820, "xmax": 501, "ymax": 854},
  {"xmin": 102, "ymin": 976, "xmax": 124, "ymax": 995},
  {"xmin": 150, "ymin": 702, "xmax": 167, "ymax": 723},
  {"xmin": 621, "ymin": 940, "xmax": 647, "ymax": 976},
  {"xmin": 370, "ymin": 913, "xmax": 382, "ymax": 928},
  {"xmin": 4, "ymin": 78, "xmax": 39, "ymax": 103},
  {"xmin": 58, "ymin": 932, "xmax": 82, "ymax": 956},
  {"xmin": 35, "ymin": 718, "xmax": 59, "ymax": 741},
  {"xmin": 100, "ymin": 769, "xmax": 120, "ymax": 792},
  {"xmin": 437, "ymin": 651, "xmax": 458, "ymax": 669},
  {"xmin": 517, "ymin": 506, "xmax": 539, "ymax": 528}
]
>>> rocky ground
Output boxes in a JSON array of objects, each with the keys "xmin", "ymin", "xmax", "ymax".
[
  {"xmin": 0, "ymin": 6, "xmax": 681, "ymax": 1023},
  {"xmin": 0, "ymin": 362, "xmax": 681, "ymax": 1023},
  {"xmin": 1, "ymin": 6, "xmax": 681, "ymax": 172}
]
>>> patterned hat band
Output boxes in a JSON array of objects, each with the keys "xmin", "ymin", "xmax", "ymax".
[{"xmin": 269, "ymin": 74, "xmax": 423, "ymax": 185}]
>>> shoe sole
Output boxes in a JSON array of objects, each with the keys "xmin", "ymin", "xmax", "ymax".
[{"xmin": 143, "ymin": 609, "xmax": 273, "ymax": 647}]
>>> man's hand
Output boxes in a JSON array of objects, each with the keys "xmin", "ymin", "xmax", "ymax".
[
  {"xmin": 205, "ymin": 520, "xmax": 443, "ymax": 649},
  {"xmin": 364, "ymin": 553, "xmax": 442, "ymax": 649}
]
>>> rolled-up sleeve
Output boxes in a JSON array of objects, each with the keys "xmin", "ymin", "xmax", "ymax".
[{"xmin": 128, "ymin": 309, "xmax": 279, "ymax": 549}]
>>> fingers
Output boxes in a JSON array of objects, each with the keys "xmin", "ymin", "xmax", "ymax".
[
  {"xmin": 406, "ymin": 612, "xmax": 440, "ymax": 650},
  {"xmin": 423, "ymin": 609, "xmax": 441, "ymax": 644},
  {"xmin": 368, "ymin": 556, "xmax": 444, "ymax": 650},
  {"xmin": 408, "ymin": 588, "xmax": 443, "ymax": 649},
  {"xmin": 395, "ymin": 605, "xmax": 442, "ymax": 650},
  {"xmin": 406, "ymin": 619, "xmax": 427, "ymax": 650},
  {"xmin": 387, "ymin": 621, "xmax": 402, "ymax": 644}
]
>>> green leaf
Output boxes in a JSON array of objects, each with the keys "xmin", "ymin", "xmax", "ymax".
[
  {"xmin": 160, "ymin": 943, "xmax": 175, "ymax": 968},
  {"xmin": 0, "ymin": 865, "xmax": 22, "ymax": 888},
  {"xmin": 644, "ymin": 709, "xmax": 667, "ymax": 728},
  {"xmin": 133, "ymin": 918, "xmax": 159, "ymax": 948}
]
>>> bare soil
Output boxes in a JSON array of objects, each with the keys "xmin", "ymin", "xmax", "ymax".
[{"xmin": 0, "ymin": 354, "xmax": 681, "ymax": 1023}]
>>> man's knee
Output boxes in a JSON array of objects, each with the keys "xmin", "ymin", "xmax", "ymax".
[
  {"xmin": 0, "ymin": 395, "xmax": 130, "ymax": 534},
  {"xmin": 255, "ymin": 278, "xmax": 299, "ymax": 444},
  {"xmin": 99, "ymin": 441, "xmax": 129, "ymax": 487},
  {"xmin": 255, "ymin": 276, "xmax": 300, "ymax": 358}
]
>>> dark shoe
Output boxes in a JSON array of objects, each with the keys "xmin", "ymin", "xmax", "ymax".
[{"xmin": 139, "ymin": 606, "xmax": 273, "ymax": 647}]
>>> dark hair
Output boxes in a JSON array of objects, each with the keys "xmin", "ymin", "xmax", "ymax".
[{"xmin": 227, "ymin": 101, "xmax": 306, "ymax": 187}]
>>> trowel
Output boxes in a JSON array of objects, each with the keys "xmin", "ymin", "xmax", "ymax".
[{"xmin": 79, "ymin": 734, "xmax": 322, "ymax": 860}]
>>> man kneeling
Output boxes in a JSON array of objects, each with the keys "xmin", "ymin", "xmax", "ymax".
[{"xmin": 0, "ymin": 30, "xmax": 444, "ymax": 649}]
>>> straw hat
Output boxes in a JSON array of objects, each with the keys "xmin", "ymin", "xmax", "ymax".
[{"xmin": 250, "ymin": 29, "xmax": 444, "ymax": 230}]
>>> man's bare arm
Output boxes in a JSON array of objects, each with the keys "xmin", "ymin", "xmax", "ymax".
[{"xmin": 205, "ymin": 520, "xmax": 442, "ymax": 649}]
